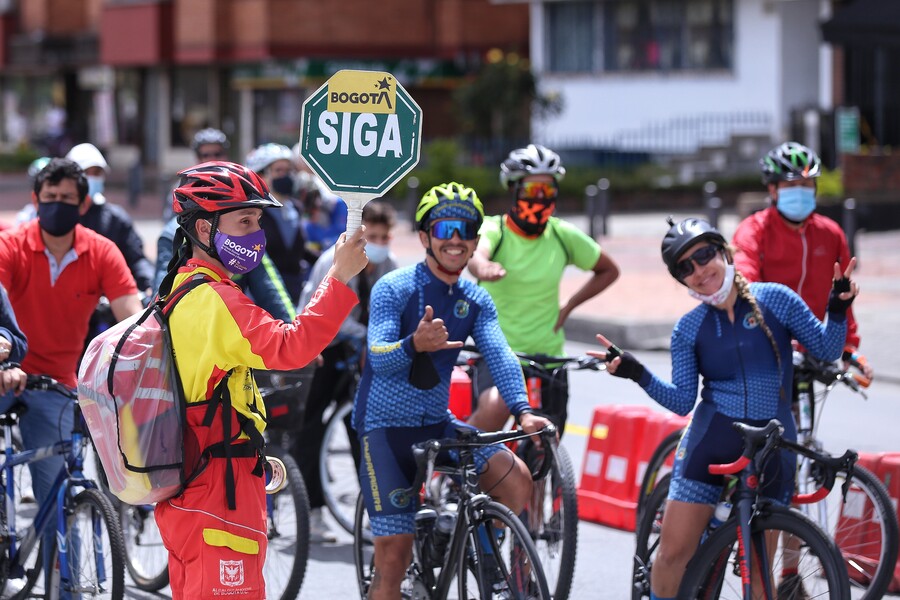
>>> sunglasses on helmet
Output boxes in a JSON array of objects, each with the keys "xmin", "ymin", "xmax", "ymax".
[
  {"xmin": 674, "ymin": 245, "xmax": 720, "ymax": 279},
  {"xmin": 429, "ymin": 219, "xmax": 480, "ymax": 241},
  {"xmin": 517, "ymin": 181, "xmax": 559, "ymax": 201}
]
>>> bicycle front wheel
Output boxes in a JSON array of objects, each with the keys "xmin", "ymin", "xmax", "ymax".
[
  {"xmin": 520, "ymin": 441, "xmax": 578, "ymax": 600},
  {"xmin": 635, "ymin": 428, "xmax": 681, "ymax": 528},
  {"xmin": 457, "ymin": 500, "xmax": 552, "ymax": 600},
  {"xmin": 632, "ymin": 473, "xmax": 671, "ymax": 600},
  {"xmin": 797, "ymin": 463, "xmax": 899, "ymax": 600},
  {"xmin": 264, "ymin": 445, "xmax": 310, "ymax": 600},
  {"xmin": 679, "ymin": 505, "xmax": 849, "ymax": 600},
  {"xmin": 319, "ymin": 401, "xmax": 360, "ymax": 535},
  {"xmin": 48, "ymin": 488, "xmax": 125, "ymax": 600},
  {"xmin": 119, "ymin": 503, "xmax": 169, "ymax": 591}
]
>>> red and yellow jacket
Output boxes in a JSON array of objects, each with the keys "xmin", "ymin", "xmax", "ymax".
[{"xmin": 168, "ymin": 258, "xmax": 357, "ymax": 438}]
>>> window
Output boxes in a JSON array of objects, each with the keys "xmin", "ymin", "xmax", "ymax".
[{"xmin": 545, "ymin": 0, "xmax": 733, "ymax": 74}]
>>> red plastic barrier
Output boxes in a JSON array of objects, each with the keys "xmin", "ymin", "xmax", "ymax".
[
  {"xmin": 873, "ymin": 453, "xmax": 900, "ymax": 593},
  {"xmin": 634, "ymin": 411, "xmax": 690, "ymax": 499},
  {"xmin": 835, "ymin": 452, "xmax": 882, "ymax": 586},
  {"xmin": 577, "ymin": 404, "xmax": 655, "ymax": 531},
  {"xmin": 448, "ymin": 366, "xmax": 473, "ymax": 421}
]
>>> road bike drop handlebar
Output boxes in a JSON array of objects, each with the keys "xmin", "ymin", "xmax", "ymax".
[
  {"xmin": 708, "ymin": 419, "xmax": 858, "ymax": 505},
  {"xmin": 407, "ymin": 425, "xmax": 559, "ymax": 499},
  {"xmin": 797, "ymin": 352, "xmax": 871, "ymax": 394}
]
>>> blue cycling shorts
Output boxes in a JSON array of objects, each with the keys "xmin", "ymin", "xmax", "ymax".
[
  {"xmin": 669, "ymin": 407, "xmax": 796, "ymax": 506},
  {"xmin": 358, "ymin": 417, "xmax": 508, "ymax": 537}
]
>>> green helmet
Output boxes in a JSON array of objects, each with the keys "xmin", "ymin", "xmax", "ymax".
[
  {"xmin": 760, "ymin": 142, "xmax": 821, "ymax": 185},
  {"xmin": 415, "ymin": 182, "xmax": 485, "ymax": 231}
]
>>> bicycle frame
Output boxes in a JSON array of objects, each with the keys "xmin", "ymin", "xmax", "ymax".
[{"xmin": 1, "ymin": 400, "xmax": 107, "ymax": 591}]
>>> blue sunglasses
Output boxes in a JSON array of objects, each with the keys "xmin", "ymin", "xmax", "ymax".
[{"xmin": 430, "ymin": 219, "xmax": 479, "ymax": 240}]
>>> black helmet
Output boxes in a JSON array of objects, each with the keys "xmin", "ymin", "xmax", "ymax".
[
  {"xmin": 760, "ymin": 141, "xmax": 821, "ymax": 185},
  {"xmin": 661, "ymin": 216, "xmax": 726, "ymax": 278}
]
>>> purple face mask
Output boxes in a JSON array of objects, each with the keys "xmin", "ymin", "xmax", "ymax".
[{"xmin": 212, "ymin": 228, "xmax": 267, "ymax": 274}]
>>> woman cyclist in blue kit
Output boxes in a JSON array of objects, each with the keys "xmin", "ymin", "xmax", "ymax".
[{"xmin": 589, "ymin": 217, "xmax": 857, "ymax": 600}]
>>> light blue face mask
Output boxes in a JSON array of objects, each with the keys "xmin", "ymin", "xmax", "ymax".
[
  {"xmin": 366, "ymin": 243, "xmax": 390, "ymax": 264},
  {"xmin": 776, "ymin": 186, "xmax": 816, "ymax": 222},
  {"xmin": 86, "ymin": 176, "xmax": 105, "ymax": 199}
]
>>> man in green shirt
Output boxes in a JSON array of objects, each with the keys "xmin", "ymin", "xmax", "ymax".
[{"xmin": 467, "ymin": 144, "xmax": 619, "ymax": 432}]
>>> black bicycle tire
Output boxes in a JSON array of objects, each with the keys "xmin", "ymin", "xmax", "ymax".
[
  {"xmin": 265, "ymin": 445, "xmax": 311, "ymax": 600},
  {"xmin": 632, "ymin": 473, "xmax": 671, "ymax": 600},
  {"xmin": 48, "ymin": 488, "xmax": 126, "ymax": 600},
  {"xmin": 352, "ymin": 493, "xmax": 372, "ymax": 599},
  {"xmin": 635, "ymin": 428, "xmax": 682, "ymax": 529},
  {"xmin": 457, "ymin": 500, "xmax": 553, "ymax": 599},
  {"xmin": 520, "ymin": 441, "xmax": 578, "ymax": 600},
  {"xmin": 319, "ymin": 400, "xmax": 358, "ymax": 535},
  {"xmin": 119, "ymin": 503, "xmax": 169, "ymax": 591},
  {"xmin": 679, "ymin": 505, "xmax": 849, "ymax": 600},
  {"xmin": 809, "ymin": 464, "xmax": 899, "ymax": 600}
]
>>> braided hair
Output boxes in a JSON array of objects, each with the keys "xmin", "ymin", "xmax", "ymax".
[{"xmin": 731, "ymin": 260, "xmax": 784, "ymax": 397}]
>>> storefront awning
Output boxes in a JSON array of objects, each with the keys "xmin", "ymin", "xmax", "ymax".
[{"xmin": 822, "ymin": 0, "xmax": 900, "ymax": 47}]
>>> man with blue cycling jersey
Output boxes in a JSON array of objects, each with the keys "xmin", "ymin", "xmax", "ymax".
[{"xmin": 353, "ymin": 182, "xmax": 552, "ymax": 600}]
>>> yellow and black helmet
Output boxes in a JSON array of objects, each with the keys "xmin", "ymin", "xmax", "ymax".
[{"xmin": 415, "ymin": 182, "xmax": 485, "ymax": 231}]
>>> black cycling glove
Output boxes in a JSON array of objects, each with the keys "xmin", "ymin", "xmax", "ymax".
[
  {"xmin": 827, "ymin": 273, "xmax": 855, "ymax": 315},
  {"xmin": 605, "ymin": 344, "xmax": 646, "ymax": 383},
  {"xmin": 409, "ymin": 351, "xmax": 441, "ymax": 390}
]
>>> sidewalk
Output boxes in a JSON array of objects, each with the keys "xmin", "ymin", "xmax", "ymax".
[{"xmin": 1, "ymin": 177, "xmax": 898, "ymax": 381}]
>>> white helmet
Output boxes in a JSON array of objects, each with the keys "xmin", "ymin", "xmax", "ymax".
[
  {"xmin": 66, "ymin": 143, "xmax": 109, "ymax": 173},
  {"xmin": 499, "ymin": 144, "xmax": 565, "ymax": 189},
  {"xmin": 246, "ymin": 143, "xmax": 293, "ymax": 174}
]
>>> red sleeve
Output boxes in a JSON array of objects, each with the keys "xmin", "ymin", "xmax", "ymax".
[
  {"xmin": 212, "ymin": 275, "xmax": 359, "ymax": 371},
  {"xmin": 732, "ymin": 213, "xmax": 764, "ymax": 282},
  {"xmin": 97, "ymin": 237, "xmax": 139, "ymax": 300},
  {"xmin": 0, "ymin": 231, "xmax": 16, "ymax": 290}
]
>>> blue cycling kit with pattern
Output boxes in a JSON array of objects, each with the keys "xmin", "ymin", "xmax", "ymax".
[
  {"xmin": 353, "ymin": 262, "xmax": 531, "ymax": 536},
  {"xmin": 636, "ymin": 282, "xmax": 846, "ymax": 505}
]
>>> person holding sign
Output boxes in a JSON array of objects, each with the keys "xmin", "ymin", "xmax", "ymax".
[{"xmin": 352, "ymin": 182, "xmax": 552, "ymax": 599}]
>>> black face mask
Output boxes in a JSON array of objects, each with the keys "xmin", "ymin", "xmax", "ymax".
[
  {"xmin": 37, "ymin": 201, "xmax": 81, "ymax": 237},
  {"xmin": 271, "ymin": 175, "xmax": 294, "ymax": 196},
  {"xmin": 508, "ymin": 200, "xmax": 555, "ymax": 236}
]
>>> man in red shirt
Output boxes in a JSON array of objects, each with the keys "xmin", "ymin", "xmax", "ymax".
[
  {"xmin": 733, "ymin": 141, "xmax": 872, "ymax": 379},
  {"xmin": 0, "ymin": 157, "xmax": 143, "ymax": 584}
]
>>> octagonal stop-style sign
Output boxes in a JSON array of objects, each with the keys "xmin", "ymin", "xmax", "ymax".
[{"xmin": 299, "ymin": 70, "xmax": 422, "ymax": 233}]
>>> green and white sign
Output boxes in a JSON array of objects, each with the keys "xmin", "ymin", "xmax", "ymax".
[{"xmin": 299, "ymin": 70, "xmax": 422, "ymax": 232}]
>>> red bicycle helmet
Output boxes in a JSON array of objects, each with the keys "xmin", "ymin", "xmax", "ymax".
[{"xmin": 172, "ymin": 161, "xmax": 282, "ymax": 217}]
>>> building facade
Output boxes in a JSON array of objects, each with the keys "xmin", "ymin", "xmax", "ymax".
[{"xmin": 0, "ymin": 0, "xmax": 529, "ymax": 175}]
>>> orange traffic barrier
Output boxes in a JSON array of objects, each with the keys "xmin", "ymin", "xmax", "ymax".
[
  {"xmin": 835, "ymin": 452, "xmax": 882, "ymax": 586},
  {"xmin": 448, "ymin": 366, "xmax": 473, "ymax": 421},
  {"xmin": 634, "ymin": 411, "xmax": 690, "ymax": 500},
  {"xmin": 873, "ymin": 453, "xmax": 900, "ymax": 593},
  {"xmin": 577, "ymin": 404, "xmax": 656, "ymax": 531}
]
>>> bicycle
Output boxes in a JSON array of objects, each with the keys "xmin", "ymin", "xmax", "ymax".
[
  {"xmin": 0, "ymin": 368, "xmax": 125, "ymax": 599},
  {"xmin": 353, "ymin": 426, "xmax": 557, "ymax": 599},
  {"xmin": 316, "ymin": 339, "xmax": 364, "ymax": 535},
  {"xmin": 635, "ymin": 353, "xmax": 898, "ymax": 600},
  {"xmin": 634, "ymin": 418, "xmax": 853, "ymax": 599},
  {"xmin": 457, "ymin": 347, "xmax": 603, "ymax": 600}
]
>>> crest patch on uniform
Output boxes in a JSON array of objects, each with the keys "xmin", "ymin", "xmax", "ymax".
[
  {"xmin": 389, "ymin": 488, "xmax": 411, "ymax": 508},
  {"xmin": 743, "ymin": 313, "xmax": 759, "ymax": 330},
  {"xmin": 220, "ymin": 559, "xmax": 245, "ymax": 587},
  {"xmin": 454, "ymin": 299, "xmax": 470, "ymax": 318}
]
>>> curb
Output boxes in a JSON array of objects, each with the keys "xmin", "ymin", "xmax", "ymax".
[{"xmin": 563, "ymin": 316, "xmax": 674, "ymax": 352}]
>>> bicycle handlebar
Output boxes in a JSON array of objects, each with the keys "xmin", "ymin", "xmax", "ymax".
[
  {"xmin": 408, "ymin": 425, "xmax": 558, "ymax": 498},
  {"xmin": 707, "ymin": 418, "xmax": 858, "ymax": 505},
  {"xmin": 457, "ymin": 345, "xmax": 604, "ymax": 373}
]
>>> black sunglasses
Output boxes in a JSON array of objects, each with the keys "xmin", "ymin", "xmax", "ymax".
[{"xmin": 674, "ymin": 245, "xmax": 720, "ymax": 279}]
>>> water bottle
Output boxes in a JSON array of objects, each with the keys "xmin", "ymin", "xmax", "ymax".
[
  {"xmin": 709, "ymin": 501, "xmax": 732, "ymax": 530},
  {"xmin": 428, "ymin": 504, "xmax": 458, "ymax": 564}
]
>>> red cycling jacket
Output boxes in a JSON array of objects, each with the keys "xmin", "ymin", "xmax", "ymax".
[{"xmin": 732, "ymin": 206, "xmax": 859, "ymax": 348}]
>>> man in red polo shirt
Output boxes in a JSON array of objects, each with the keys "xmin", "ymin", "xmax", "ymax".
[{"xmin": 0, "ymin": 157, "xmax": 142, "ymax": 585}]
